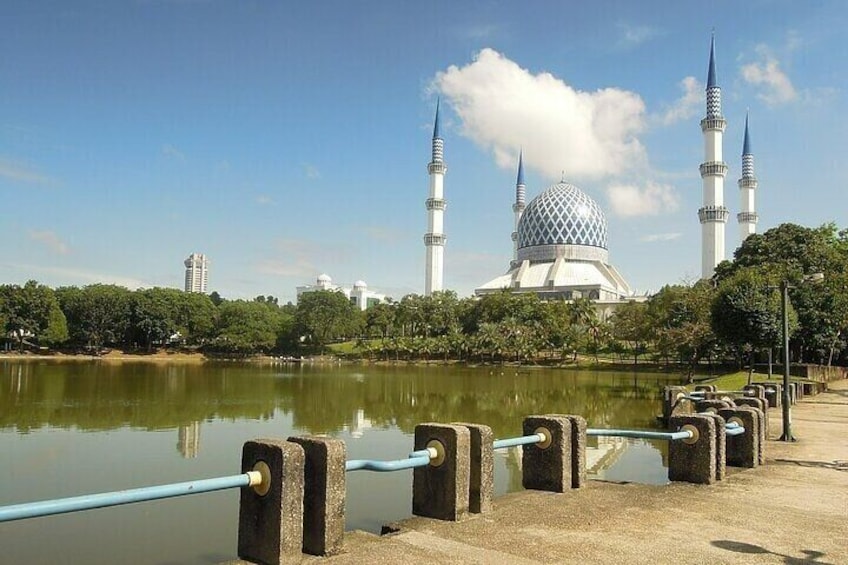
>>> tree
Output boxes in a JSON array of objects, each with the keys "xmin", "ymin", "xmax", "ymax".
[
  {"xmin": 214, "ymin": 300, "xmax": 287, "ymax": 354},
  {"xmin": 611, "ymin": 301, "xmax": 651, "ymax": 365},
  {"xmin": 295, "ymin": 290, "xmax": 362, "ymax": 350},
  {"xmin": 57, "ymin": 284, "xmax": 133, "ymax": 349},
  {"xmin": 0, "ymin": 281, "xmax": 67, "ymax": 350},
  {"xmin": 711, "ymin": 267, "xmax": 791, "ymax": 377}
]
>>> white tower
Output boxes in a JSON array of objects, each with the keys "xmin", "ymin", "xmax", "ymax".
[
  {"xmin": 698, "ymin": 35, "xmax": 729, "ymax": 279},
  {"xmin": 424, "ymin": 100, "xmax": 447, "ymax": 296},
  {"xmin": 184, "ymin": 253, "xmax": 209, "ymax": 293},
  {"xmin": 737, "ymin": 114, "xmax": 759, "ymax": 243},
  {"xmin": 511, "ymin": 151, "xmax": 526, "ymax": 268}
]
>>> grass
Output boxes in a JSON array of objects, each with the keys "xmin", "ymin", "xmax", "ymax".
[{"xmin": 695, "ymin": 370, "xmax": 803, "ymax": 391}]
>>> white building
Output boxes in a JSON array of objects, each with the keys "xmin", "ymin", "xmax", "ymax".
[
  {"xmin": 475, "ymin": 168, "xmax": 635, "ymax": 319},
  {"xmin": 424, "ymin": 100, "xmax": 446, "ymax": 296},
  {"xmin": 296, "ymin": 274, "xmax": 388, "ymax": 311},
  {"xmin": 183, "ymin": 253, "xmax": 209, "ymax": 293}
]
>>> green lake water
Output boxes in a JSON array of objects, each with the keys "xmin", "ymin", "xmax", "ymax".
[{"xmin": 0, "ymin": 360, "xmax": 683, "ymax": 564}]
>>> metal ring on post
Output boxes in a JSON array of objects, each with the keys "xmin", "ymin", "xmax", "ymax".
[
  {"xmin": 681, "ymin": 424, "xmax": 700, "ymax": 445},
  {"xmin": 721, "ymin": 396, "xmax": 732, "ymax": 403},
  {"xmin": 426, "ymin": 440, "xmax": 446, "ymax": 467},
  {"xmin": 251, "ymin": 461, "xmax": 272, "ymax": 496},
  {"xmin": 675, "ymin": 392, "xmax": 686, "ymax": 402},
  {"xmin": 728, "ymin": 416, "xmax": 743, "ymax": 428},
  {"xmin": 533, "ymin": 427, "xmax": 552, "ymax": 450},
  {"xmin": 703, "ymin": 407, "xmax": 717, "ymax": 414}
]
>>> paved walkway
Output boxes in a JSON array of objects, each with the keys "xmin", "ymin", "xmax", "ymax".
[{"xmin": 316, "ymin": 379, "xmax": 848, "ymax": 564}]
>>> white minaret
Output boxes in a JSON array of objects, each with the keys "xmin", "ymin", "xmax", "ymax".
[
  {"xmin": 698, "ymin": 34, "xmax": 729, "ymax": 279},
  {"xmin": 511, "ymin": 151, "xmax": 526, "ymax": 267},
  {"xmin": 737, "ymin": 113, "xmax": 758, "ymax": 243},
  {"xmin": 424, "ymin": 100, "xmax": 446, "ymax": 296}
]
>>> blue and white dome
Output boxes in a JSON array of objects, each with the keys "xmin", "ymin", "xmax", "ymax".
[{"xmin": 517, "ymin": 182, "xmax": 608, "ymax": 263}]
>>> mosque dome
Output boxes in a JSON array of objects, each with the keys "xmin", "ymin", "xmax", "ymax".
[
  {"xmin": 516, "ymin": 182, "xmax": 609, "ymax": 263},
  {"xmin": 316, "ymin": 274, "xmax": 332, "ymax": 287},
  {"xmin": 353, "ymin": 280, "xmax": 367, "ymax": 289}
]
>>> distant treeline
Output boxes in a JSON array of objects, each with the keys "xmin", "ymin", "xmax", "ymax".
[{"xmin": 2, "ymin": 223, "xmax": 847, "ymax": 370}]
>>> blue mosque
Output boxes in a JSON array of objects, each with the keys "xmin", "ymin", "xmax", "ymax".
[{"xmin": 423, "ymin": 35, "xmax": 759, "ymax": 304}]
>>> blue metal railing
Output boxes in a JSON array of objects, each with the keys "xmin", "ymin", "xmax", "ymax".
[
  {"xmin": 493, "ymin": 433, "xmax": 546, "ymax": 450},
  {"xmin": 0, "ymin": 472, "xmax": 260, "ymax": 523},
  {"xmin": 587, "ymin": 428, "xmax": 694, "ymax": 441}
]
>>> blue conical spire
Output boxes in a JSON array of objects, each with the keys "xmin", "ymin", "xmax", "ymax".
[
  {"xmin": 707, "ymin": 33, "xmax": 718, "ymax": 88},
  {"xmin": 742, "ymin": 113, "xmax": 752, "ymax": 155},
  {"xmin": 433, "ymin": 98, "xmax": 441, "ymax": 139},
  {"xmin": 516, "ymin": 150, "xmax": 525, "ymax": 186}
]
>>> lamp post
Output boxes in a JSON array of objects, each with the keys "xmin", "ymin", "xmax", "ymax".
[{"xmin": 778, "ymin": 272, "xmax": 824, "ymax": 442}]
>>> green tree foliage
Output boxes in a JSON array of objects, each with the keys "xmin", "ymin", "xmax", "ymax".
[
  {"xmin": 648, "ymin": 282, "xmax": 716, "ymax": 376},
  {"xmin": 611, "ymin": 301, "xmax": 651, "ymax": 364},
  {"xmin": 214, "ymin": 300, "xmax": 291, "ymax": 354},
  {"xmin": 294, "ymin": 290, "xmax": 362, "ymax": 349},
  {"xmin": 711, "ymin": 267, "xmax": 792, "ymax": 371},
  {"xmin": 57, "ymin": 284, "xmax": 133, "ymax": 349},
  {"xmin": 0, "ymin": 281, "xmax": 67, "ymax": 350}
]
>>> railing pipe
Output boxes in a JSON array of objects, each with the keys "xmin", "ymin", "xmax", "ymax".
[
  {"xmin": 493, "ymin": 433, "xmax": 546, "ymax": 450},
  {"xmin": 345, "ymin": 455, "xmax": 431, "ymax": 472},
  {"xmin": 0, "ymin": 472, "xmax": 261, "ymax": 523},
  {"xmin": 725, "ymin": 426, "xmax": 745, "ymax": 436},
  {"xmin": 587, "ymin": 428, "xmax": 694, "ymax": 441}
]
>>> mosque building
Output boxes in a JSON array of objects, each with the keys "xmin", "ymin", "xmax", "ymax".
[
  {"xmin": 423, "ymin": 34, "xmax": 759, "ymax": 302},
  {"xmin": 296, "ymin": 274, "xmax": 388, "ymax": 311}
]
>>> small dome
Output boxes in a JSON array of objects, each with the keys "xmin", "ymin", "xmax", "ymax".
[
  {"xmin": 353, "ymin": 280, "xmax": 367, "ymax": 289},
  {"xmin": 517, "ymin": 182, "xmax": 608, "ymax": 251},
  {"xmin": 317, "ymin": 273, "xmax": 332, "ymax": 283}
]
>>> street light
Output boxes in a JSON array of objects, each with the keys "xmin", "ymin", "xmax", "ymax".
[{"xmin": 779, "ymin": 272, "xmax": 824, "ymax": 442}]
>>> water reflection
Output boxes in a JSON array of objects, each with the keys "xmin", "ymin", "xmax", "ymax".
[{"xmin": 0, "ymin": 360, "xmax": 683, "ymax": 565}]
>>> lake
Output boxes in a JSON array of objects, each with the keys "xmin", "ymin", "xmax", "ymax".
[{"xmin": 0, "ymin": 359, "xmax": 683, "ymax": 564}]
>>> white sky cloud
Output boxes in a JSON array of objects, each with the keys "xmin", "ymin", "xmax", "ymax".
[
  {"xmin": 303, "ymin": 163, "xmax": 321, "ymax": 179},
  {"xmin": 0, "ymin": 157, "xmax": 51, "ymax": 185},
  {"xmin": 606, "ymin": 181, "xmax": 679, "ymax": 217},
  {"xmin": 28, "ymin": 230, "xmax": 70, "ymax": 255},
  {"xmin": 658, "ymin": 76, "xmax": 702, "ymax": 125},
  {"xmin": 640, "ymin": 232, "xmax": 682, "ymax": 243},
  {"xmin": 161, "ymin": 143, "xmax": 186, "ymax": 161},
  {"xmin": 257, "ymin": 238, "xmax": 351, "ymax": 281},
  {"xmin": 740, "ymin": 45, "xmax": 797, "ymax": 106},
  {"xmin": 433, "ymin": 48, "xmax": 647, "ymax": 181},
  {"xmin": 11, "ymin": 264, "xmax": 150, "ymax": 289},
  {"xmin": 616, "ymin": 23, "xmax": 658, "ymax": 48}
]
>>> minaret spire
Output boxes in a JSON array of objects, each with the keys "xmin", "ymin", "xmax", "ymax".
[
  {"xmin": 698, "ymin": 32, "xmax": 729, "ymax": 279},
  {"xmin": 424, "ymin": 99, "xmax": 447, "ymax": 295},
  {"xmin": 737, "ymin": 112, "xmax": 759, "ymax": 242},
  {"xmin": 511, "ymin": 150, "xmax": 526, "ymax": 265}
]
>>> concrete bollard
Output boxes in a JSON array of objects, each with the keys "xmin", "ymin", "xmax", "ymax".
[
  {"xmin": 238, "ymin": 438, "xmax": 305, "ymax": 565},
  {"xmin": 719, "ymin": 407, "xmax": 759, "ymax": 468},
  {"xmin": 522, "ymin": 415, "xmax": 572, "ymax": 493},
  {"xmin": 742, "ymin": 384, "xmax": 766, "ymax": 400},
  {"xmin": 412, "ymin": 423, "xmax": 470, "ymax": 521},
  {"xmin": 452, "ymin": 423, "xmax": 493, "ymax": 514},
  {"xmin": 663, "ymin": 386, "xmax": 691, "ymax": 421},
  {"xmin": 695, "ymin": 399, "xmax": 734, "ymax": 414},
  {"xmin": 788, "ymin": 383, "xmax": 798, "ymax": 405},
  {"xmin": 287, "ymin": 436, "xmax": 346, "ymax": 556},
  {"xmin": 761, "ymin": 383, "xmax": 781, "ymax": 408},
  {"xmin": 547, "ymin": 414, "xmax": 588, "ymax": 488},
  {"xmin": 735, "ymin": 397, "xmax": 768, "ymax": 459},
  {"xmin": 669, "ymin": 414, "xmax": 717, "ymax": 484},
  {"xmin": 700, "ymin": 413, "xmax": 726, "ymax": 481},
  {"xmin": 695, "ymin": 384, "xmax": 716, "ymax": 393}
]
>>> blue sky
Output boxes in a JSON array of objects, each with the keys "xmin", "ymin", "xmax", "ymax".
[{"xmin": 2, "ymin": 1, "xmax": 846, "ymax": 302}]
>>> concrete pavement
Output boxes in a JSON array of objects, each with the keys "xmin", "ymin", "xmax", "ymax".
[{"xmin": 314, "ymin": 378, "xmax": 848, "ymax": 564}]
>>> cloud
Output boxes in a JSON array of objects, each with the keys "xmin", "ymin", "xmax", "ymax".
[
  {"xmin": 640, "ymin": 232, "xmax": 682, "ymax": 243},
  {"xmin": 0, "ymin": 157, "xmax": 51, "ymax": 185},
  {"xmin": 740, "ymin": 45, "xmax": 797, "ymax": 106},
  {"xmin": 11, "ymin": 264, "xmax": 149, "ymax": 289},
  {"xmin": 28, "ymin": 230, "xmax": 71, "ymax": 255},
  {"xmin": 616, "ymin": 23, "xmax": 658, "ymax": 48},
  {"xmin": 257, "ymin": 238, "xmax": 352, "ymax": 279},
  {"xmin": 161, "ymin": 144, "xmax": 186, "ymax": 161},
  {"xmin": 303, "ymin": 163, "xmax": 321, "ymax": 179},
  {"xmin": 459, "ymin": 24, "xmax": 500, "ymax": 40},
  {"xmin": 606, "ymin": 182, "xmax": 679, "ymax": 217},
  {"xmin": 255, "ymin": 194, "xmax": 274, "ymax": 205},
  {"xmin": 658, "ymin": 76, "xmax": 702, "ymax": 125},
  {"xmin": 433, "ymin": 48, "xmax": 647, "ymax": 181},
  {"xmin": 360, "ymin": 226, "xmax": 404, "ymax": 243}
]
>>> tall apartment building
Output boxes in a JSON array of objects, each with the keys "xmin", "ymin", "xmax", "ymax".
[{"xmin": 184, "ymin": 253, "xmax": 209, "ymax": 293}]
